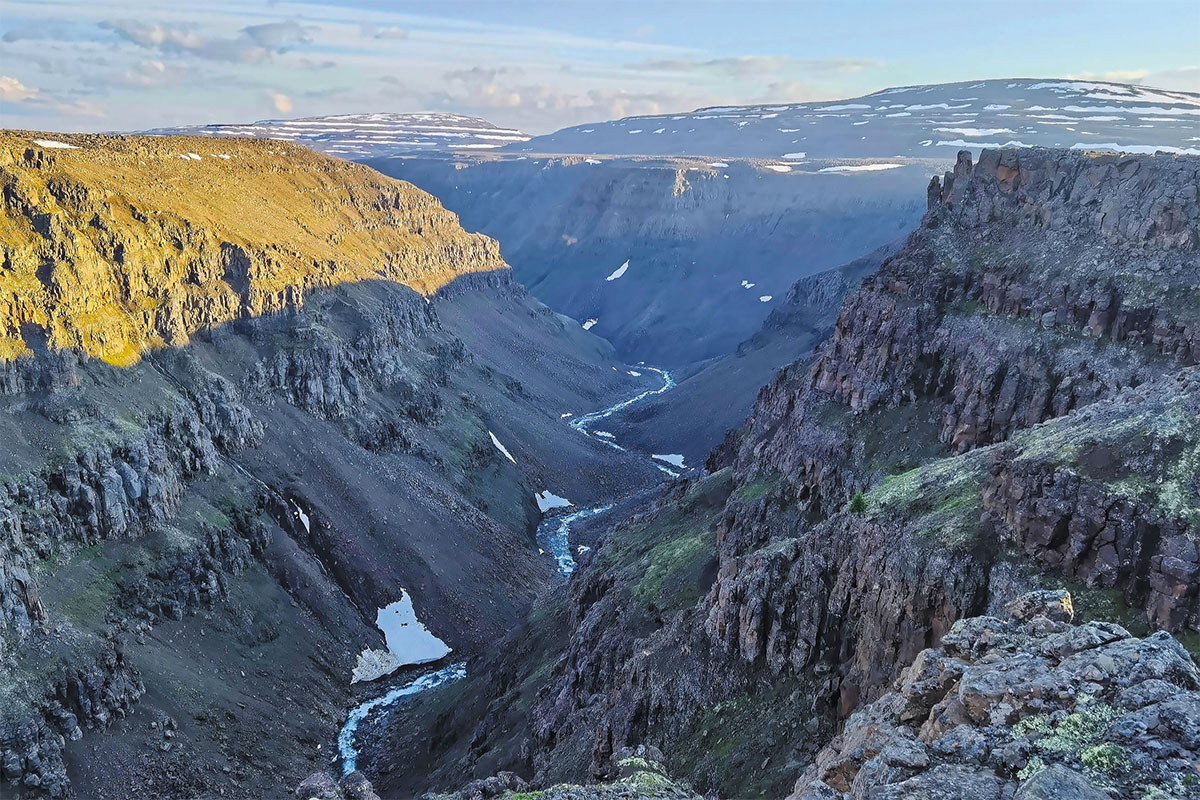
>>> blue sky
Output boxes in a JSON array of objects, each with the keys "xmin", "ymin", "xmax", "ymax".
[{"xmin": 2, "ymin": 0, "xmax": 1197, "ymax": 133}]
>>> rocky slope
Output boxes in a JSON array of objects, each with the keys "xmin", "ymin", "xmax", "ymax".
[
  {"xmin": 790, "ymin": 590, "xmax": 1200, "ymax": 799},
  {"xmin": 367, "ymin": 147, "xmax": 1199, "ymax": 799},
  {"xmin": 376, "ymin": 154, "xmax": 929, "ymax": 368},
  {"xmin": 0, "ymin": 132, "xmax": 665, "ymax": 798}
]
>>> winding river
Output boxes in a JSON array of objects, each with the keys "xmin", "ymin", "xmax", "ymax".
[{"xmin": 337, "ymin": 366, "xmax": 677, "ymax": 775}]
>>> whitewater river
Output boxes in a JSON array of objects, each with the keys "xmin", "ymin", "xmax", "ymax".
[{"xmin": 337, "ymin": 366, "xmax": 678, "ymax": 774}]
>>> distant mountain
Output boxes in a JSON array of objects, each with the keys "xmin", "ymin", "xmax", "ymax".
[
  {"xmin": 143, "ymin": 112, "xmax": 530, "ymax": 158},
  {"xmin": 510, "ymin": 78, "xmax": 1200, "ymax": 160}
]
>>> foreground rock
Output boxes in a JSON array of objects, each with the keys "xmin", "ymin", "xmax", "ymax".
[
  {"xmin": 791, "ymin": 590, "xmax": 1200, "ymax": 799},
  {"xmin": 423, "ymin": 746, "xmax": 702, "ymax": 800}
]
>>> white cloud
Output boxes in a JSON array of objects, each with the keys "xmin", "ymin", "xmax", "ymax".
[
  {"xmin": 98, "ymin": 18, "xmax": 312, "ymax": 64},
  {"xmin": 270, "ymin": 91, "xmax": 292, "ymax": 113},
  {"xmin": 0, "ymin": 74, "xmax": 103, "ymax": 117},
  {"xmin": 1066, "ymin": 67, "xmax": 1200, "ymax": 93},
  {"xmin": 1143, "ymin": 66, "xmax": 1200, "ymax": 93},
  {"xmin": 634, "ymin": 55, "xmax": 880, "ymax": 80},
  {"xmin": 0, "ymin": 75, "xmax": 39, "ymax": 102}
]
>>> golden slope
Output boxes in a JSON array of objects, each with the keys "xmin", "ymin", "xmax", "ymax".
[{"xmin": 0, "ymin": 131, "xmax": 507, "ymax": 365}]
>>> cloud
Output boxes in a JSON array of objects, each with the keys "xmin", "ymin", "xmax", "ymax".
[
  {"xmin": 0, "ymin": 74, "xmax": 103, "ymax": 117},
  {"xmin": 0, "ymin": 75, "xmax": 38, "ymax": 102},
  {"xmin": 758, "ymin": 80, "xmax": 827, "ymax": 104},
  {"xmin": 1142, "ymin": 66, "xmax": 1200, "ymax": 93},
  {"xmin": 269, "ymin": 91, "xmax": 293, "ymax": 113},
  {"xmin": 444, "ymin": 66, "xmax": 515, "ymax": 84},
  {"xmin": 114, "ymin": 60, "xmax": 188, "ymax": 87},
  {"xmin": 241, "ymin": 21, "xmax": 313, "ymax": 50},
  {"xmin": 360, "ymin": 23, "xmax": 409, "ymax": 40},
  {"xmin": 1065, "ymin": 67, "xmax": 1199, "ymax": 93},
  {"xmin": 2, "ymin": 22, "xmax": 72, "ymax": 43},
  {"xmin": 299, "ymin": 58, "xmax": 338, "ymax": 71},
  {"xmin": 98, "ymin": 18, "xmax": 312, "ymax": 64},
  {"xmin": 1065, "ymin": 69, "xmax": 1150, "ymax": 83},
  {"xmin": 633, "ymin": 55, "xmax": 880, "ymax": 80}
]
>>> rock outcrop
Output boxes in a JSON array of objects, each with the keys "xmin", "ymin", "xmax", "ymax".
[{"xmin": 791, "ymin": 590, "xmax": 1200, "ymax": 800}]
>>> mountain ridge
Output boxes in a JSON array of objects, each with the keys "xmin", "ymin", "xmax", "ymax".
[
  {"xmin": 141, "ymin": 112, "xmax": 531, "ymax": 160},
  {"xmin": 508, "ymin": 78, "xmax": 1200, "ymax": 161}
]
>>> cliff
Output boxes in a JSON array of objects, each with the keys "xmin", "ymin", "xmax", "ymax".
[{"xmin": 0, "ymin": 131, "xmax": 506, "ymax": 366}]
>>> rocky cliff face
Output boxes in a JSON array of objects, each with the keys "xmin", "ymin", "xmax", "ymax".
[
  {"xmin": 0, "ymin": 133, "xmax": 663, "ymax": 798},
  {"xmin": 373, "ymin": 149, "xmax": 1199, "ymax": 799},
  {"xmin": 373, "ymin": 154, "xmax": 929, "ymax": 368}
]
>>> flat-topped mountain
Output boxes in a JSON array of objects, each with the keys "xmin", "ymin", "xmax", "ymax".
[
  {"xmin": 510, "ymin": 79, "xmax": 1200, "ymax": 161},
  {"xmin": 143, "ymin": 112, "xmax": 530, "ymax": 160}
]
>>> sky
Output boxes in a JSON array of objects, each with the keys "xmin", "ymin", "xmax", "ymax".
[{"xmin": 1, "ymin": 0, "xmax": 1198, "ymax": 134}]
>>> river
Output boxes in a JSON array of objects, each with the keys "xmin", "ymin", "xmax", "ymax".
[{"xmin": 337, "ymin": 366, "xmax": 677, "ymax": 775}]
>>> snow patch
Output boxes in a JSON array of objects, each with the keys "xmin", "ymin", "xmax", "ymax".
[
  {"xmin": 651, "ymin": 454, "xmax": 686, "ymax": 468},
  {"xmin": 782, "ymin": 151, "xmax": 806, "ymax": 159},
  {"xmin": 605, "ymin": 260, "xmax": 629, "ymax": 281},
  {"xmin": 582, "ymin": 318, "xmax": 598, "ymax": 330},
  {"xmin": 933, "ymin": 127, "xmax": 1014, "ymax": 136},
  {"xmin": 488, "ymin": 431, "xmax": 516, "ymax": 463},
  {"xmin": 535, "ymin": 491, "xmax": 573, "ymax": 512},
  {"xmin": 763, "ymin": 164, "xmax": 791, "ymax": 173},
  {"xmin": 32, "ymin": 139, "xmax": 78, "ymax": 149},
  {"xmin": 759, "ymin": 295, "xmax": 773, "ymax": 302},
  {"xmin": 818, "ymin": 163, "xmax": 904, "ymax": 173}
]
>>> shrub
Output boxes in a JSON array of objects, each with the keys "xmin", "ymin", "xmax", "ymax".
[{"xmin": 848, "ymin": 490, "xmax": 867, "ymax": 514}]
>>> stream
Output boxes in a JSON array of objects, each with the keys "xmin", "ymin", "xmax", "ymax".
[{"xmin": 337, "ymin": 366, "xmax": 678, "ymax": 775}]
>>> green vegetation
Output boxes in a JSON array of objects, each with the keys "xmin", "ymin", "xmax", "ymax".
[
  {"xmin": 1017, "ymin": 756, "xmax": 1046, "ymax": 781},
  {"xmin": 1081, "ymin": 743, "xmax": 1130, "ymax": 776},
  {"xmin": 848, "ymin": 490, "xmax": 866, "ymax": 514},
  {"xmin": 634, "ymin": 531, "xmax": 712, "ymax": 611},
  {"xmin": 736, "ymin": 473, "xmax": 777, "ymax": 502},
  {"xmin": 674, "ymin": 675, "xmax": 820, "ymax": 799},
  {"xmin": 60, "ymin": 563, "xmax": 120, "ymax": 628},
  {"xmin": 1010, "ymin": 396, "xmax": 1200, "ymax": 529},
  {"xmin": 865, "ymin": 452, "xmax": 988, "ymax": 546}
]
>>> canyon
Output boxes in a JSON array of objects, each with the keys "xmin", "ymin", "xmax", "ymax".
[{"xmin": 1, "ymin": 93, "xmax": 1198, "ymax": 800}]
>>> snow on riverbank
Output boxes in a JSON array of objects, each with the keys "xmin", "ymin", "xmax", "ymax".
[
  {"xmin": 352, "ymin": 592, "xmax": 452, "ymax": 683},
  {"xmin": 535, "ymin": 490, "xmax": 573, "ymax": 512}
]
